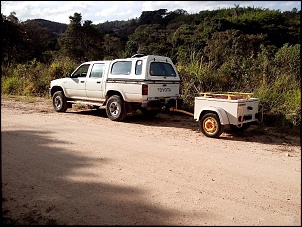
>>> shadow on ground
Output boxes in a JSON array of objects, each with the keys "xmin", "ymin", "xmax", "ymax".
[{"xmin": 1, "ymin": 129, "xmax": 194, "ymax": 225}]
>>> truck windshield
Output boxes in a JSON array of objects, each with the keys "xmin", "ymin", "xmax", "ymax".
[{"xmin": 150, "ymin": 62, "xmax": 176, "ymax": 77}]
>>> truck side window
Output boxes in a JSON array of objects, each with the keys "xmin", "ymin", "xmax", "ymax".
[
  {"xmin": 90, "ymin": 63, "xmax": 105, "ymax": 78},
  {"xmin": 111, "ymin": 61, "xmax": 132, "ymax": 75},
  {"xmin": 135, "ymin": 60, "xmax": 142, "ymax": 75},
  {"xmin": 73, "ymin": 64, "xmax": 90, "ymax": 78}
]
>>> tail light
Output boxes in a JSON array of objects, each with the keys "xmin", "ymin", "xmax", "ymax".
[{"xmin": 142, "ymin": 84, "xmax": 148, "ymax": 95}]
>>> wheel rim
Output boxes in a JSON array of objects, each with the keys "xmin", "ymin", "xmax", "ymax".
[
  {"xmin": 203, "ymin": 117, "xmax": 218, "ymax": 135},
  {"xmin": 54, "ymin": 96, "xmax": 62, "ymax": 109},
  {"xmin": 109, "ymin": 101, "xmax": 120, "ymax": 117}
]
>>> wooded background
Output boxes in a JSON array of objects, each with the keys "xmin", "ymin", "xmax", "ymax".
[{"xmin": 1, "ymin": 6, "xmax": 300, "ymax": 132}]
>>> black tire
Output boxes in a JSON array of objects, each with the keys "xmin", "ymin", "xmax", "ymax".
[
  {"xmin": 140, "ymin": 108, "xmax": 160, "ymax": 118},
  {"xmin": 106, "ymin": 95, "xmax": 126, "ymax": 121},
  {"xmin": 200, "ymin": 113, "xmax": 223, "ymax": 138},
  {"xmin": 52, "ymin": 91, "xmax": 68, "ymax": 112},
  {"xmin": 230, "ymin": 123, "xmax": 250, "ymax": 132}
]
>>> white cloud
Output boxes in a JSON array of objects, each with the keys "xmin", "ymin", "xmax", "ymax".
[
  {"xmin": 278, "ymin": 1, "xmax": 301, "ymax": 10},
  {"xmin": 94, "ymin": 1, "xmax": 141, "ymax": 23},
  {"xmin": 95, "ymin": 5, "xmax": 118, "ymax": 17},
  {"xmin": 1, "ymin": 1, "xmax": 301, "ymax": 24}
]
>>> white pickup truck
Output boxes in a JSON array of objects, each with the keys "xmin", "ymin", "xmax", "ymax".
[{"xmin": 49, "ymin": 54, "xmax": 182, "ymax": 121}]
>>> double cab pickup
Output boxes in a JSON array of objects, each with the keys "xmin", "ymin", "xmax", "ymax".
[{"xmin": 49, "ymin": 54, "xmax": 182, "ymax": 121}]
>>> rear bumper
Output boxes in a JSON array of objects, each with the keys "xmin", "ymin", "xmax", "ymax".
[
  {"xmin": 141, "ymin": 97, "xmax": 183, "ymax": 110},
  {"xmin": 141, "ymin": 100, "xmax": 162, "ymax": 109}
]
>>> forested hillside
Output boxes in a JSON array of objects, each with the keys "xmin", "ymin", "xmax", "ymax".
[{"xmin": 1, "ymin": 6, "xmax": 300, "ymax": 132}]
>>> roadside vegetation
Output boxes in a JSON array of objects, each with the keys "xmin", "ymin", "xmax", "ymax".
[{"xmin": 1, "ymin": 6, "xmax": 300, "ymax": 135}]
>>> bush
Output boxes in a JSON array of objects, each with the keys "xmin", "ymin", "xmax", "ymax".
[
  {"xmin": 1, "ymin": 57, "xmax": 78, "ymax": 97},
  {"xmin": 176, "ymin": 43, "xmax": 300, "ymax": 132},
  {"xmin": 1, "ymin": 76, "xmax": 23, "ymax": 95},
  {"xmin": 254, "ymin": 73, "xmax": 301, "ymax": 129},
  {"xmin": 49, "ymin": 57, "xmax": 78, "ymax": 80}
]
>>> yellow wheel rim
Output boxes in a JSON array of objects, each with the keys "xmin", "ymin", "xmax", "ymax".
[{"xmin": 203, "ymin": 117, "xmax": 218, "ymax": 135}]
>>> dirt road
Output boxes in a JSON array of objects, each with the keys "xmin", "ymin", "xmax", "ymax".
[{"xmin": 1, "ymin": 97, "xmax": 301, "ymax": 225}]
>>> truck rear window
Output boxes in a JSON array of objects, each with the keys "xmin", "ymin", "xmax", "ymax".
[{"xmin": 150, "ymin": 62, "xmax": 176, "ymax": 77}]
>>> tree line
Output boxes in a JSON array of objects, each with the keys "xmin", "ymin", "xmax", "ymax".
[{"xmin": 1, "ymin": 6, "xmax": 301, "ymax": 132}]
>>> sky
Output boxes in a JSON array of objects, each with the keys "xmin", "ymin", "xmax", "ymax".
[{"xmin": 1, "ymin": 1, "xmax": 301, "ymax": 24}]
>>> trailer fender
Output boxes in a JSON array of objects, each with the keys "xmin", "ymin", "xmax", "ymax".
[{"xmin": 197, "ymin": 107, "xmax": 229, "ymax": 125}]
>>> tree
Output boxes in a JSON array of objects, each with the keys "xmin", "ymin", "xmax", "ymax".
[
  {"xmin": 7, "ymin": 11, "xmax": 19, "ymax": 23},
  {"xmin": 22, "ymin": 20, "xmax": 58, "ymax": 63},
  {"xmin": 59, "ymin": 13, "xmax": 84, "ymax": 61},
  {"xmin": 126, "ymin": 24, "xmax": 170, "ymax": 55},
  {"xmin": 59, "ymin": 13, "xmax": 104, "ymax": 62},
  {"xmin": 1, "ymin": 12, "xmax": 31, "ymax": 65},
  {"xmin": 103, "ymin": 34, "xmax": 123, "ymax": 58},
  {"xmin": 138, "ymin": 9, "xmax": 167, "ymax": 25}
]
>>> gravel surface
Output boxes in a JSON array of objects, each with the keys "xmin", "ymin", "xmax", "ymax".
[{"xmin": 1, "ymin": 96, "xmax": 301, "ymax": 225}]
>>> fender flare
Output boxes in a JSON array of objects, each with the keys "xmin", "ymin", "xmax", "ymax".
[
  {"xmin": 105, "ymin": 89, "xmax": 125, "ymax": 101},
  {"xmin": 197, "ymin": 106, "xmax": 230, "ymax": 125},
  {"xmin": 50, "ymin": 85, "xmax": 68, "ymax": 98}
]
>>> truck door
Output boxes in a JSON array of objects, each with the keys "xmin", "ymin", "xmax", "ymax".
[
  {"xmin": 65, "ymin": 64, "xmax": 90, "ymax": 98},
  {"xmin": 85, "ymin": 63, "xmax": 106, "ymax": 100}
]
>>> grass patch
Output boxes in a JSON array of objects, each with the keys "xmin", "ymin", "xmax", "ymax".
[
  {"xmin": 1, "ymin": 94, "xmax": 43, "ymax": 104},
  {"xmin": 73, "ymin": 104, "xmax": 87, "ymax": 110}
]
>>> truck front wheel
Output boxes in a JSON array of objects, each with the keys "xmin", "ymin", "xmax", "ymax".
[
  {"xmin": 52, "ymin": 91, "xmax": 68, "ymax": 112},
  {"xmin": 106, "ymin": 95, "xmax": 126, "ymax": 121},
  {"xmin": 200, "ymin": 113, "xmax": 223, "ymax": 138}
]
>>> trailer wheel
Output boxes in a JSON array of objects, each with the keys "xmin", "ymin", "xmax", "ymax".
[
  {"xmin": 106, "ymin": 95, "xmax": 126, "ymax": 121},
  {"xmin": 200, "ymin": 113, "xmax": 223, "ymax": 138}
]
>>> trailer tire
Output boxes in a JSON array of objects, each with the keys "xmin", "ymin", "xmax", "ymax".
[
  {"xmin": 106, "ymin": 95, "xmax": 126, "ymax": 121},
  {"xmin": 200, "ymin": 113, "xmax": 223, "ymax": 138}
]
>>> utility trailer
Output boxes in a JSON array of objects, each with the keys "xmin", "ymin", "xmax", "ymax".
[{"xmin": 170, "ymin": 92, "xmax": 263, "ymax": 138}]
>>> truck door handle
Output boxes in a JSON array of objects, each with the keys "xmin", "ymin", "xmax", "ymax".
[
  {"xmin": 96, "ymin": 81, "xmax": 101, "ymax": 84},
  {"xmin": 80, "ymin": 81, "xmax": 85, "ymax": 83}
]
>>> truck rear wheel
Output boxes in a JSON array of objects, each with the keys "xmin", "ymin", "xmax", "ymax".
[
  {"xmin": 200, "ymin": 113, "xmax": 223, "ymax": 138},
  {"xmin": 52, "ymin": 91, "xmax": 68, "ymax": 112},
  {"xmin": 106, "ymin": 95, "xmax": 126, "ymax": 121}
]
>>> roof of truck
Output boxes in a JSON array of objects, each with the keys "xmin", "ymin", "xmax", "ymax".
[{"xmin": 82, "ymin": 55, "xmax": 173, "ymax": 64}]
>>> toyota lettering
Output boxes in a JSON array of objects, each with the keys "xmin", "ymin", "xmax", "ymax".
[{"xmin": 157, "ymin": 87, "xmax": 172, "ymax": 92}]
